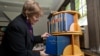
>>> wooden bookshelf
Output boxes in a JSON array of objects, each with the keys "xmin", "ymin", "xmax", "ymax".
[{"xmin": 47, "ymin": 10, "xmax": 84, "ymax": 56}]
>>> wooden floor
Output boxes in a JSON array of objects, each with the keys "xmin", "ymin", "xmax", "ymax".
[{"xmin": 83, "ymin": 50, "xmax": 100, "ymax": 56}]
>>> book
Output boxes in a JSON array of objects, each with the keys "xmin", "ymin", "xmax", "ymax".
[
  {"xmin": 45, "ymin": 35, "xmax": 70, "ymax": 55},
  {"xmin": 54, "ymin": 15, "xmax": 59, "ymax": 32},
  {"xmin": 45, "ymin": 36, "xmax": 57, "ymax": 55},
  {"xmin": 64, "ymin": 13, "xmax": 74, "ymax": 31},
  {"xmin": 59, "ymin": 13, "xmax": 64, "ymax": 32},
  {"xmin": 57, "ymin": 36, "xmax": 70, "ymax": 55}
]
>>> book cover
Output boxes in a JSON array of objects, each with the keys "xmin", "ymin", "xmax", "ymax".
[
  {"xmin": 54, "ymin": 15, "xmax": 59, "ymax": 32},
  {"xmin": 45, "ymin": 35, "xmax": 70, "ymax": 55},
  {"xmin": 58, "ymin": 14, "xmax": 61, "ymax": 32},
  {"xmin": 45, "ymin": 36, "xmax": 57, "ymax": 55},
  {"xmin": 57, "ymin": 36, "xmax": 70, "ymax": 55},
  {"xmin": 59, "ymin": 13, "xmax": 64, "ymax": 32}
]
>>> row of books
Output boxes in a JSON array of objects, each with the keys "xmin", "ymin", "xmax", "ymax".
[{"xmin": 47, "ymin": 13, "xmax": 74, "ymax": 33}]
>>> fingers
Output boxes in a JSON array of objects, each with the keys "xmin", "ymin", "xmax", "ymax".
[
  {"xmin": 40, "ymin": 50, "xmax": 49, "ymax": 56},
  {"xmin": 41, "ymin": 32, "xmax": 51, "ymax": 38},
  {"xmin": 45, "ymin": 32, "xmax": 51, "ymax": 37}
]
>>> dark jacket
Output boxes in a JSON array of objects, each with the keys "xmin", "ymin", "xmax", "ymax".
[{"xmin": 0, "ymin": 14, "xmax": 43, "ymax": 56}]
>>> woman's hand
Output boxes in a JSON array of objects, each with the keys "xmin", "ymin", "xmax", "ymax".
[
  {"xmin": 41, "ymin": 32, "xmax": 50, "ymax": 39},
  {"xmin": 40, "ymin": 50, "xmax": 49, "ymax": 56}
]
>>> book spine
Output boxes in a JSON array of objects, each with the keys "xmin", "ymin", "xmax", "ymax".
[{"xmin": 54, "ymin": 15, "xmax": 59, "ymax": 32}]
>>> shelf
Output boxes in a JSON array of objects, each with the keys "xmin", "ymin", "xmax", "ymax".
[
  {"xmin": 47, "ymin": 10, "xmax": 84, "ymax": 56},
  {"xmin": 52, "ymin": 31, "xmax": 82, "ymax": 36},
  {"xmin": 52, "ymin": 10, "xmax": 80, "ymax": 18}
]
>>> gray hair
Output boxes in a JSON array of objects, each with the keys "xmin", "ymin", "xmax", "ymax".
[{"xmin": 22, "ymin": 0, "xmax": 43, "ymax": 17}]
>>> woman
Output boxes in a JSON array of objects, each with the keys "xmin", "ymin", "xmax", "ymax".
[{"xmin": 0, "ymin": 0, "xmax": 50, "ymax": 56}]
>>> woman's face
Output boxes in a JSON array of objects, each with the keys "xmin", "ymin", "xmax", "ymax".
[{"xmin": 27, "ymin": 14, "xmax": 40, "ymax": 25}]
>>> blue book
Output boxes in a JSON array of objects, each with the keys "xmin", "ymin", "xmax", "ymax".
[
  {"xmin": 45, "ymin": 36, "xmax": 57, "ymax": 55},
  {"xmin": 45, "ymin": 36, "xmax": 70, "ymax": 55},
  {"xmin": 58, "ymin": 14, "xmax": 61, "ymax": 32},
  {"xmin": 64, "ymin": 13, "xmax": 73, "ymax": 31},
  {"xmin": 59, "ymin": 13, "xmax": 64, "ymax": 32},
  {"xmin": 57, "ymin": 36, "xmax": 70, "ymax": 55},
  {"xmin": 62, "ymin": 13, "xmax": 65, "ymax": 31}
]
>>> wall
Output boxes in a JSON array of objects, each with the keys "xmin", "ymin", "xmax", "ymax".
[
  {"xmin": 33, "ymin": 15, "xmax": 48, "ymax": 35},
  {"xmin": 3, "ymin": 11, "xmax": 48, "ymax": 35}
]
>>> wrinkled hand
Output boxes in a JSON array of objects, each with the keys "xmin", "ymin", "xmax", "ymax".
[
  {"xmin": 40, "ymin": 50, "xmax": 49, "ymax": 56},
  {"xmin": 41, "ymin": 32, "xmax": 51, "ymax": 38}
]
